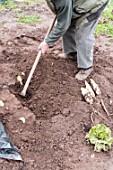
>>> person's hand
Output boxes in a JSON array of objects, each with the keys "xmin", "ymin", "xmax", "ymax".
[{"xmin": 38, "ymin": 40, "xmax": 49, "ymax": 55}]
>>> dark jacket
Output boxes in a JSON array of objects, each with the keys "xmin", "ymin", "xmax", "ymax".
[{"xmin": 45, "ymin": 0, "xmax": 109, "ymax": 46}]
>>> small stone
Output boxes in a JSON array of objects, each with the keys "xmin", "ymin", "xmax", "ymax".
[
  {"xmin": 69, "ymin": 141, "xmax": 74, "ymax": 146},
  {"xmin": 33, "ymin": 163, "xmax": 37, "ymax": 168},
  {"xmin": 110, "ymin": 99, "xmax": 112, "ymax": 105},
  {"xmin": 42, "ymin": 106, "xmax": 46, "ymax": 111},
  {"xmin": 5, "ymin": 107, "xmax": 9, "ymax": 111},
  {"xmin": 91, "ymin": 154, "xmax": 95, "ymax": 158},
  {"xmin": 67, "ymin": 127, "xmax": 76, "ymax": 136},
  {"xmin": 56, "ymin": 167, "xmax": 60, "ymax": 170},
  {"xmin": 33, "ymin": 104, "xmax": 37, "ymax": 109},
  {"xmin": 53, "ymin": 50, "xmax": 60, "ymax": 55},
  {"xmin": 2, "ymin": 85, "xmax": 8, "ymax": 89},
  {"xmin": 29, "ymin": 104, "xmax": 33, "ymax": 109},
  {"xmin": 33, "ymin": 96, "xmax": 38, "ymax": 100},
  {"xmin": 0, "ymin": 85, "xmax": 3, "ymax": 88},
  {"xmin": 21, "ymin": 136, "xmax": 28, "ymax": 142},
  {"xmin": 62, "ymin": 108, "xmax": 70, "ymax": 116},
  {"xmin": 59, "ymin": 143, "xmax": 64, "ymax": 150},
  {"xmin": 0, "ymin": 159, "xmax": 4, "ymax": 163},
  {"xmin": 62, "ymin": 81, "xmax": 66, "ymax": 85},
  {"xmin": 20, "ymin": 129, "xmax": 23, "ymax": 132},
  {"xmin": 51, "ymin": 117, "xmax": 58, "ymax": 123},
  {"xmin": 70, "ymin": 113, "xmax": 74, "ymax": 118},
  {"xmin": 54, "ymin": 111, "xmax": 60, "ymax": 115},
  {"xmin": 7, "ymin": 41, "xmax": 13, "ymax": 46},
  {"xmin": 17, "ymin": 105, "xmax": 22, "ymax": 110}
]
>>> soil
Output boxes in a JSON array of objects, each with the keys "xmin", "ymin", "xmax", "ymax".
[{"xmin": 0, "ymin": 2, "xmax": 113, "ymax": 170}]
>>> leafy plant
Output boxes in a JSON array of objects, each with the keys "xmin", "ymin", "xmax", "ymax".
[
  {"xmin": 6, "ymin": 0, "xmax": 17, "ymax": 9},
  {"xmin": 96, "ymin": 21, "xmax": 113, "ymax": 37},
  {"xmin": 16, "ymin": 13, "xmax": 41, "ymax": 25},
  {"xmin": 0, "ymin": 0, "xmax": 44, "ymax": 13},
  {"xmin": 96, "ymin": 0, "xmax": 113, "ymax": 37},
  {"xmin": 102, "ymin": 0, "xmax": 113, "ymax": 20},
  {"xmin": 23, "ymin": 0, "xmax": 44, "ymax": 5},
  {"xmin": 0, "ymin": 0, "xmax": 17, "ymax": 12},
  {"xmin": 0, "ymin": 4, "xmax": 6, "ymax": 11},
  {"xmin": 86, "ymin": 124, "xmax": 113, "ymax": 152}
]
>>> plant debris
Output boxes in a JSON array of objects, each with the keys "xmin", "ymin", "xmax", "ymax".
[
  {"xmin": 17, "ymin": 75, "xmax": 23, "ymax": 85},
  {"xmin": 19, "ymin": 117, "xmax": 26, "ymax": 124},
  {"xmin": 100, "ymin": 99, "xmax": 110, "ymax": 116},
  {"xmin": 0, "ymin": 100, "xmax": 4, "ymax": 107}
]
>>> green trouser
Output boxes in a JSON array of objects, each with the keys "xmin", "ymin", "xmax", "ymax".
[{"xmin": 62, "ymin": 19, "xmax": 98, "ymax": 69}]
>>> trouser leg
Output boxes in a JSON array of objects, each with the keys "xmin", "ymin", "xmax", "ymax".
[
  {"xmin": 62, "ymin": 24, "xmax": 76, "ymax": 54},
  {"xmin": 75, "ymin": 19, "xmax": 98, "ymax": 69}
]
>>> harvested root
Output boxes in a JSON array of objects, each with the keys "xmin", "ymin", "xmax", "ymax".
[
  {"xmin": 90, "ymin": 79, "xmax": 101, "ymax": 95},
  {"xmin": 91, "ymin": 112, "xmax": 95, "ymax": 125},
  {"xmin": 94, "ymin": 109, "xmax": 109, "ymax": 122},
  {"xmin": 81, "ymin": 87, "xmax": 88, "ymax": 96},
  {"xmin": 101, "ymin": 99, "xmax": 110, "ymax": 116},
  {"xmin": 81, "ymin": 81, "xmax": 95, "ymax": 104},
  {"xmin": 85, "ymin": 81, "xmax": 95, "ymax": 98},
  {"xmin": 81, "ymin": 87, "xmax": 94, "ymax": 104}
]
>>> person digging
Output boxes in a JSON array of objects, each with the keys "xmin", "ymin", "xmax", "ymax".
[{"xmin": 39, "ymin": 0, "xmax": 109, "ymax": 81}]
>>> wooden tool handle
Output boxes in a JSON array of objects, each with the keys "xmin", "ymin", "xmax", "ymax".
[
  {"xmin": 21, "ymin": 16, "xmax": 57, "ymax": 96},
  {"xmin": 45, "ymin": 16, "xmax": 57, "ymax": 39},
  {"xmin": 21, "ymin": 50, "xmax": 42, "ymax": 96}
]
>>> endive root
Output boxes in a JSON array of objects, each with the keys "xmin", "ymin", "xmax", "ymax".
[{"xmin": 100, "ymin": 99, "xmax": 110, "ymax": 116}]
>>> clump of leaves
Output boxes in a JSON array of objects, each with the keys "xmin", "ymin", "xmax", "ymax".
[
  {"xmin": 102, "ymin": 0, "xmax": 113, "ymax": 21},
  {"xmin": 23, "ymin": 0, "xmax": 45, "ymax": 5},
  {"xmin": 96, "ymin": 0, "xmax": 113, "ymax": 37},
  {"xmin": 6, "ymin": 0, "xmax": 17, "ymax": 9},
  {"xmin": 16, "ymin": 13, "xmax": 41, "ymax": 25},
  {"xmin": 86, "ymin": 124, "xmax": 113, "ymax": 152},
  {"xmin": 0, "ymin": 4, "xmax": 6, "ymax": 12},
  {"xmin": 96, "ymin": 21, "xmax": 113, "ymax": 37}
]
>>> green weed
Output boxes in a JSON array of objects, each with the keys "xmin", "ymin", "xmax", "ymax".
[
  {"xmin": 96, "ymin": 21, "xmax": 113, "ymax": 37},
  {"xmin": 96, "ymin": 0, "xmax": 113, "ymax": 37},
  {"xmin": 0, "ymin": 0, "xmax": 44, "ymax": 12},
  {"xmin": 21, "ymin": 0, "xmax": 44, "ymax": 5},
  {"xmin": 0, "ymin": 4, "xmax": 6, "ymax": 11},
  {"xmin": 6, "ymin": 0, "xmax": 17, "ymax": 9},
  {"xmin": 16, "ymin": 13, "xmax": 41, "ymax": 25},
  {"xmin": 102, "ymin": 1, "xmax": 113, "ymax": 20},
  {"xmin": 0, "ymin": 0, "xmax": 17, "ymax": 12}
]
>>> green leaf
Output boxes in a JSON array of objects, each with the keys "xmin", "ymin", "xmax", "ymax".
[{"xmin": 86, "ymin": 124, "xmax": 113, "ymax": 152}]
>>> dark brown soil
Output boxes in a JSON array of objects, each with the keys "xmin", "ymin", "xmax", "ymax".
[{"xmin": 0, "ymin": 2, "xmax": 113, "ymax": 170}]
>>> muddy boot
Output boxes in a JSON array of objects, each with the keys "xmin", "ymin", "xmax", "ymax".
[
  {"xmin": 58, "ymin": 52, "xmax": 77, "ymax": 61},
  {"xmin": 75, "ymin": 67, "xmax": 93, "ymax": 81}
]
